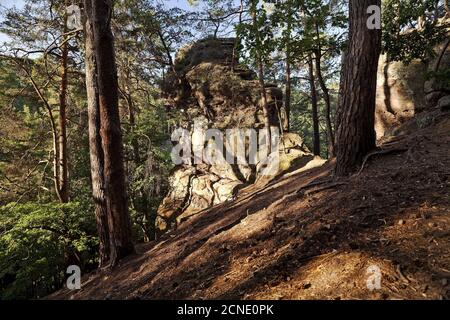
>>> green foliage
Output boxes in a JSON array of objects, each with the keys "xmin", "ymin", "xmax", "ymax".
[
  {"xmin": 237, "ymin": 0, "xmax": 276, "ymax": 66},
  {"xmin": 124, "ymin": 102, "xmax": 172, "ymax": 241},
  {"xmin": 382, "ymin": 0, "xmax": 448, "ymax": 63},
  {"xmin": 290, "ymin": 79, "xmax": 338, "ymax": 158},
  {"xmin": 0, "ymin": 59, "xmax": 52, "ymax": 204},
  {"xmin": 0, "ymin": 201, "xmax": 98, "ymax": 299}
]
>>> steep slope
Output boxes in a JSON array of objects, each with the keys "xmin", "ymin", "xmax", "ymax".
[{"xmin": 50, "ymin": 109, "xmax": 450, "ymax": 300}]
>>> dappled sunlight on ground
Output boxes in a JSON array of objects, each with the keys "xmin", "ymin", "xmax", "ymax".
[{"xmin": 49, "ymin": 110, "xmax": 450, "ymax": 300}]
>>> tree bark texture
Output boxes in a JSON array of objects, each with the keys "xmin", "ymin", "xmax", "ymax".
[
  {"xmin": 335, "ymin": 0, "xmax": 382, "ymax": 176},
  {"xmin": 90, "ymin": 0, "xmax": 134, "ymax": 265}
]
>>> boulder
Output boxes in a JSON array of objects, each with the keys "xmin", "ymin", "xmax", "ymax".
[
  {"xmin": 425, "ymin": 91, "xmax": 446, "ymax": 108},
  {"xmin": 375, "ymin": 36, "xmax": 450, "ymax": 139},
  {"xmin": 438, "ymin": 95, "xmax": 450, "ymax": 111},
  {"xmin": 375, "ymin": 55, "xmax": 423, "ymax": 139},
  {"xmin": 157, "ymin": 38, "xmax": 312, "ymax": 233},
  {"xmin": 425, "ymin": 38, "xmax": 450, "ymax": 95}
]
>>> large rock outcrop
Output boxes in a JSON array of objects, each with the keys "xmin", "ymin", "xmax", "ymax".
[
  {"xmin": 157, "ymin": 38, "xmax": 312, "ymax": 232},
  {"xmin": 375, "ymin": 26, "xmax": 450, "ymax": 139},
  {"xmin": 375, "ymin": 55, "xmax": 424, "ymax": 139}
]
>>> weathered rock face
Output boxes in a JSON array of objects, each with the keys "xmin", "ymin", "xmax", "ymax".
[
  {"xmin": 375, "ymin": 35, "xmax": 450, "ymax": 139},
  {"xmin": 375, "ymin": 55, "xmax": 424, "ymax": 139},
  {"xmin": 163, "ymin": 38, "xmax": 283, "ymax": 129},
  {"xmin": 157, "ymin": 38, "xmax": 312, "ymax": 233}
]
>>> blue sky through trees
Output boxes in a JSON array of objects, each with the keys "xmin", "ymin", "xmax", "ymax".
[{"xmin": 0, "ymin": 0, "xmax": 210, "ymax": 45}]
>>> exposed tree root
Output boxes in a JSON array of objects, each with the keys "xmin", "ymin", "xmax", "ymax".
[
  {"xmin": 295, "ymin": 178, "xmax": 334, "ymax": 194},
  {"xmin": 396, "ymin": 264, "xmax": 411, "ymax": 284},
  {"xmin": 304, "ymin": 182, "xmax": 348, "ymax": 196},
  {"xmin": 356, "ymin": 148, "xmax": 408, "ymax": 176}
]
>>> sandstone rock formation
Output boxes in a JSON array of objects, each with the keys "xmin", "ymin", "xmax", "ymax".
[
  {"xmin": 375, "ymin": 55, "xmax": 424, "ymax": 139},
  {"xmin": 157, "ymin": 38, "xmax": 312, "ymax": 233},
  {"xmin": 423, "ymin": 37, "xmax": 450, "ymax": 110},
  {"xmin": 375, "ymin": 33, "xmax": 450, "ymax": 139}
]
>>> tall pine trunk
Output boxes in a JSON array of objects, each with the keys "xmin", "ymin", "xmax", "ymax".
[
  {"xmin": 308, "ymin": 54, "xmax": 321, "ymax": 156},
  {"xmin": 84, "ymin": 0, "xmax": 110, "ymax": 267},
  {"xmin": 251, "ymin": 0, "xmax": 271, "ymax": 150},
  {"xmin": 123, "ymin": 64, "xmax": 140, "ymax": 164},
  {"xmin": 90, "ymin": 0, "xmax": 134, "ymax": 265},
  {"xmin": 335, "ymin": 0, "xmax": 382, "ymax": 176},
  {"xmin": 19, "ymin": 63, "xmax": 63, "ymax": 202},
  {"xmin": 284, "ymin": 8, "xmax": 292, "ymax": 132},
  {"xmin": 284, "ymin": 58, "xmax": 291, "ymax": 132},
  {"xmin": 58, "ymin": 2, "xmax": 69, "ymax": 203},
  {"xmin": 251, "ymin": 2, "xmax": 269, "ymax": 126},
  {"xmin": 314, "ymin": 49, "xmax": 334, "ymax": 157}
]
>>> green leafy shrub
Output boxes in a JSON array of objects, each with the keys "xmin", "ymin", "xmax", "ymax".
[{"xmin": 0, "ymin": 201, "xmax": 97, "ymax": 299}]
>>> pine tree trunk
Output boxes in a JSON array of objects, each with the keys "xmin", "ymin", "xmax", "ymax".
[
  {"xmin": 123, "ymin": 65, "xmax": 140, "ymax": 163},
  {"xmin": 21, "ymin": 64, "xmax": 62, "ymax": 202},
  {"xmin": 284, "ymin": 53, "xmax": 291, "ymax": 132},
  {"xmin": 84, "ymin": 0, "xmax": 110, "ymax": 267},
  {"xmin": 58, "ymin": 2, "xmax": 69, "ymax": 203},
  {"xmin": 127, "ymin": 94, "xmax": 140, "ymax": 163},
  {"xmin": 314, "ymin": 49, "xmax": 334, "ymax": 157},
  {"xmin": 257, "ymin": 61, "xmax": 270, "ymax": 129},
  {"xmin": 284, "ymin": 11, "xmax": 292, "ymax": 132},
  {"xmin": 90, "ymin": 0, "xmax": 134, "ymax": 265},
  {"xmin": 251, "ymin": 1, "xmax": 271, "ymax": 149},
  {"xmin": 251, "ymin": 3, "xmax": 269, "ymax": 126},
  {"xmin": 231, "ymin": 0, "xmax": 244, "ymax": 72},
  {"xmin": 308, "ymin": 55, "xmax": 321, "ymax": 156},
  {"xmin": 335, "ymin": 0, "xmax": 382, "ymax": 176}
]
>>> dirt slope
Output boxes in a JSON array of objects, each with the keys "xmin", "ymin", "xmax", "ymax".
[{"xmin": 50, "ymin": 110, "xmax": 450, "ymax": 300}]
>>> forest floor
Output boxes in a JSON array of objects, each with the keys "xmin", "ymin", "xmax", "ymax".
[{"xmin": 50, "ymin": 107, "xmax": 450, "ymax": 300}]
